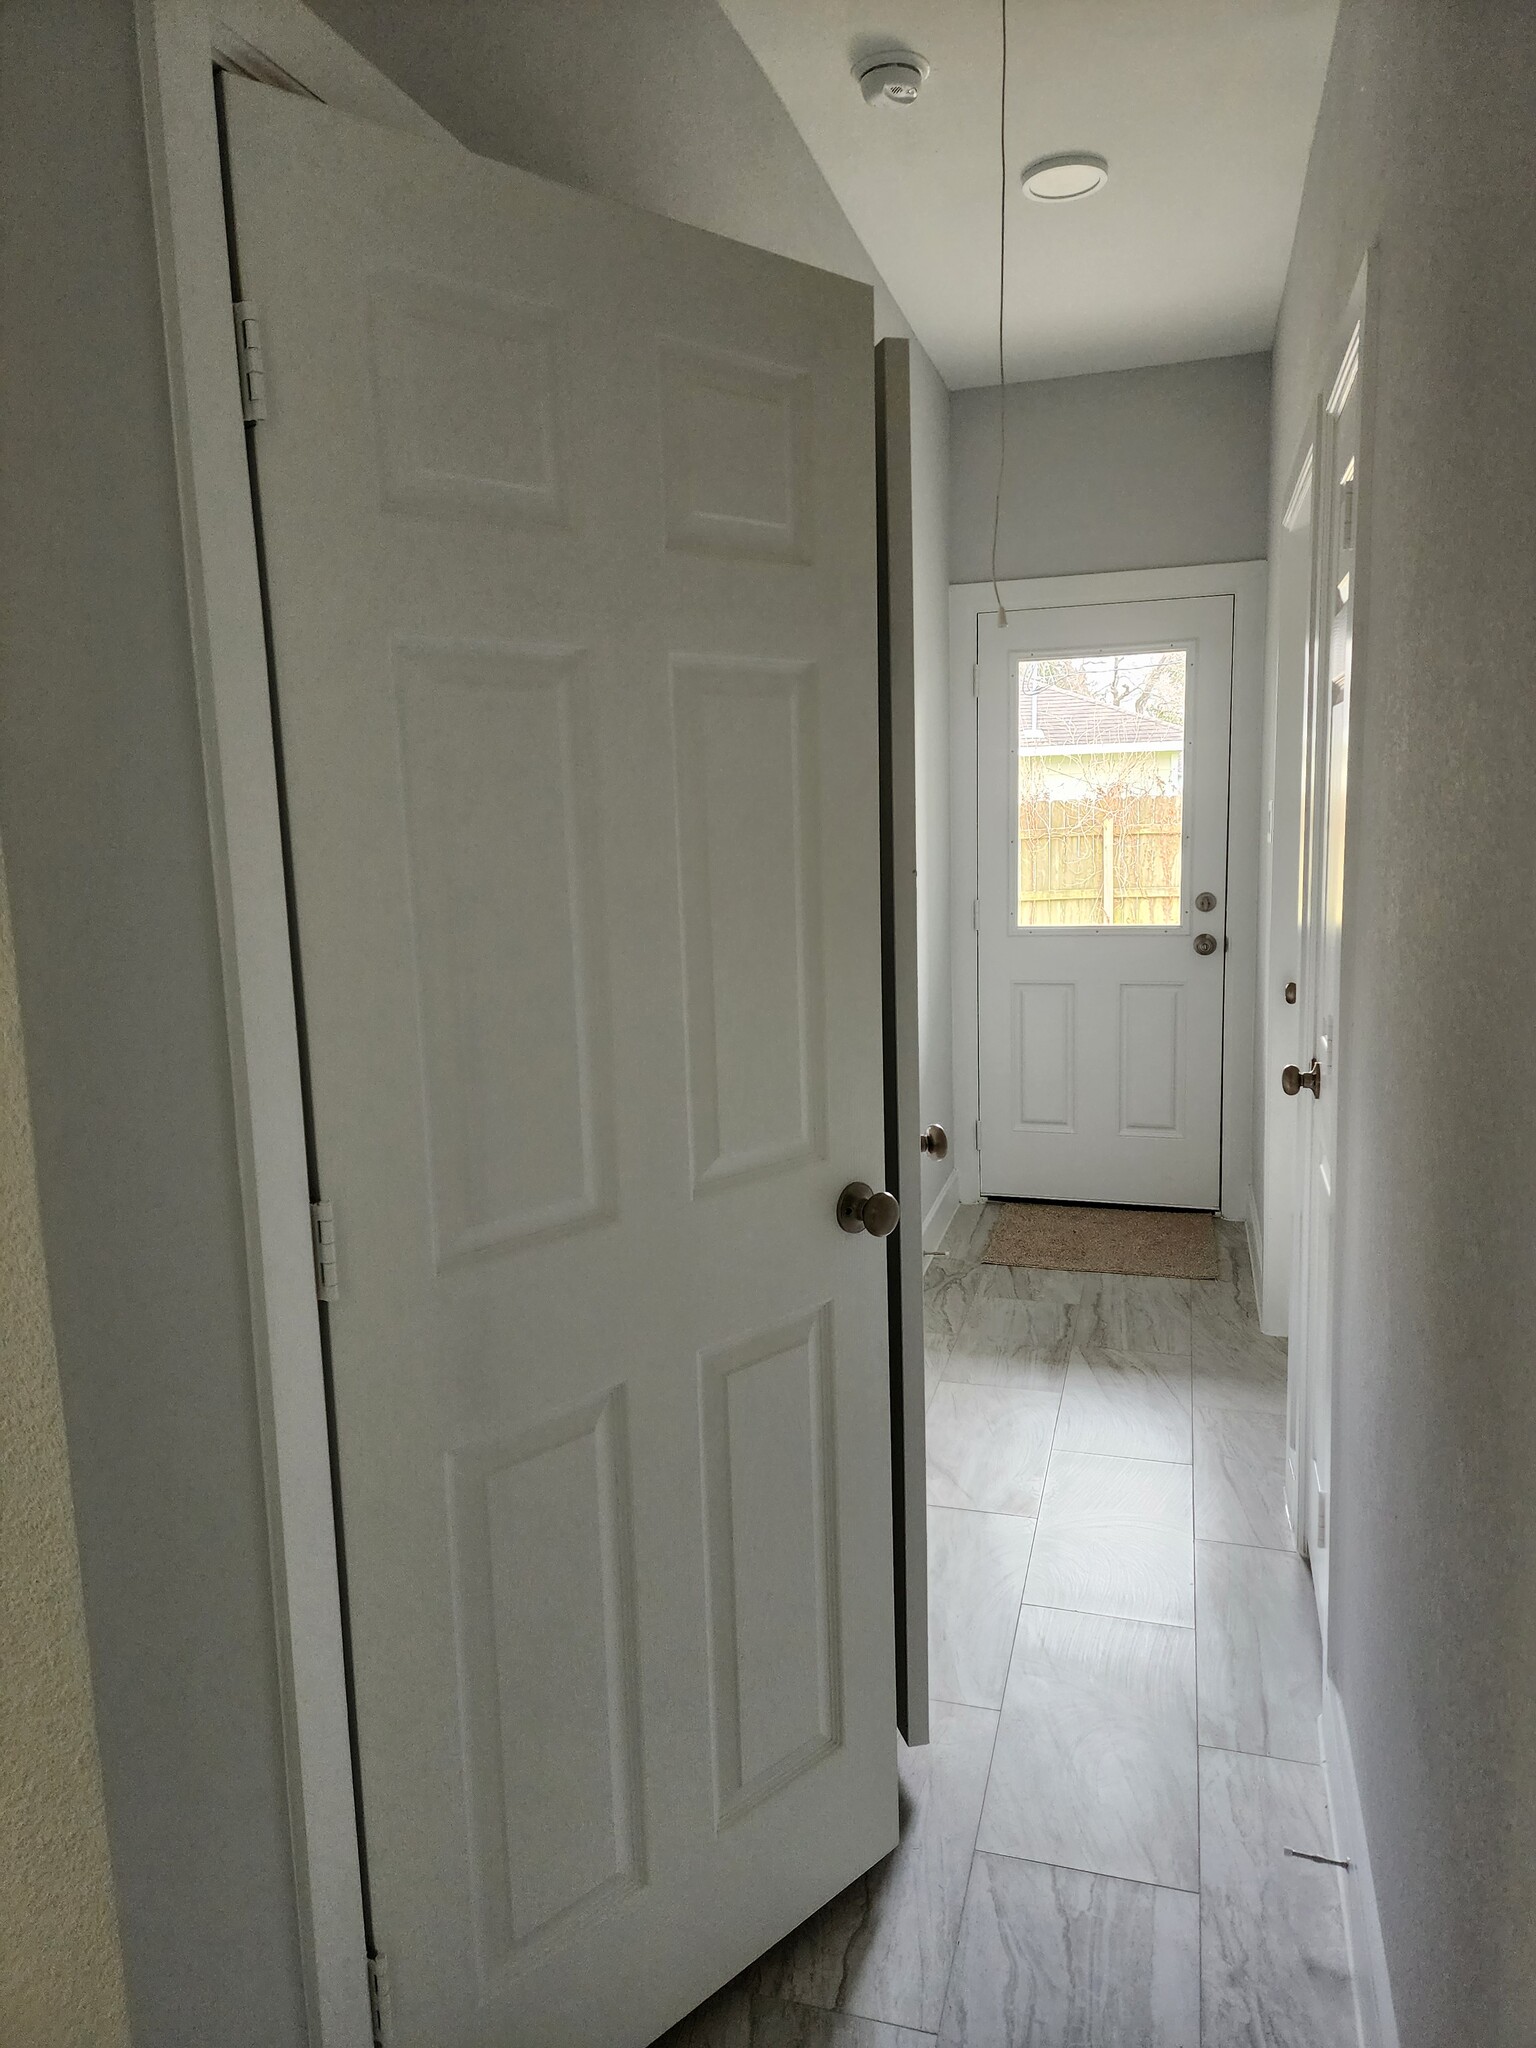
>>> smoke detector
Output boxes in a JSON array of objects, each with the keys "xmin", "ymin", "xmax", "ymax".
[{"xmin": 854, "ymin": 49, "xmax": 930, "ymax": 107}]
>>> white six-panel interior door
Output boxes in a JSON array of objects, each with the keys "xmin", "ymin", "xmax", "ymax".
[
  {"xmin": 975, "ymin": 596, "xmax": 1234, "ymax": 1208},
  {"xmin": 223, "ymin": 78, "xmax": 899, "ymax": 2046}
]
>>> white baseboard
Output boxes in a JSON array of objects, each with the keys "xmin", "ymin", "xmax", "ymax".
[
  {"xmin": 1245, "ymin": 1188, "xmax": 1265, "ymax": 1305},
  {"xmin": 1321, "ymin": 1677, "xmax": 1400, "ymax": 2048},
  {"xmin": 922, "ymin": 1168, "xmax": 960, "ymax": 1255}
]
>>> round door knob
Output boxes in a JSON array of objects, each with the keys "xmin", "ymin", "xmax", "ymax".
[
  {"xmin": 1193, "ymin": 932, "xmax": 1218, "ymax": 956},
  {"xmin": 919, "ymin": 1124, "xmax": 949, "ymax": 1160},
  {"xmin": 837, "ymin": 1182, "xmax": 901, "ymax": 1236},
  {"xmin": 1281, "ymin": 1059, "xmax": 1322, "ymax": 1098}
]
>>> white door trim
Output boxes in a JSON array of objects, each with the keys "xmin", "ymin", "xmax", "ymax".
[
  {"xmin": 1254, "ymin": 426, "xmax": 1320, "ymax": 1340},
  {"xmin": 950, "ymin": 562, "xmax": 1268, "ymax": 1221},
  {"xmin": 133, "ymin": 7, "xmax": 455, "ymax": 2044},
  {"xmin": 1322, "ymin": 1676, "xmax": 1402, "ymax": 2048},
  {"xmin": 1286, "ymin": 253, "xmax": 1375, "ymax": 1642}
]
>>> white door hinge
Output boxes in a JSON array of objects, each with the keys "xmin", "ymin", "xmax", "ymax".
[
  {"xmin": 310, "ymin": 1198, "xmax": 339, "ymax": 1304},
  {"xmin": 974, "ymin": 1118, "xmax": 983, "ymax": 1153},
  {"xmin": 367, "ymin": 1953, "xmax": 392, "ymax": 2048},
  {"xmin": 972, "ymin": 898, "xmax": 981, "ymax": 932},
  {"xmin": 233, "ymin": 299, "xmax": 267, "ymax": 422},
  {"xmin": 971, "ymin": 663, "xmax": 981, "ymax": 697}
]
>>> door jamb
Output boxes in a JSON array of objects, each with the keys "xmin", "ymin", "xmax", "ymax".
[
  {"xmin": 1287, "ymin": 253, "xmax": 1375, "ymax": 1612},
  {"xmin": 949, "ymin": 562, "xmax": 1268, "ymax": 1221},
  {"xmin": 134, "ymin": 6, "xmax": 453, "ymax": 2043},
  {"xmin": 1258, "ymin": 428, "xmax": 1321, "ymax": 1342}
]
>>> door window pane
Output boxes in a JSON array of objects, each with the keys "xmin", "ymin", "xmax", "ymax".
[{"xmin": 1016, "ymin": 649, "xmax": 1187, "ymax": 928}]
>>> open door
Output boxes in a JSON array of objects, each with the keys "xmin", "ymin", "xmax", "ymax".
[
  {"xmin": 223, "ymin": 78, "xmax": 898, "ymax": 2046},
  {"xmin": 873, "ymin": 339, "xmax": 928, "ymax": 1748},
  {"xmin": 1289, "ymin": 303, "xmax": 1365, "ymax": 1644}
]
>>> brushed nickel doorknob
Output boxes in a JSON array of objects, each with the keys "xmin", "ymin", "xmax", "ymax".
[
  {"xmin": 1193, "ymin": 932, "xmax": 1218, "ymax": 956},
  {"xmin": 837, "ymin": 1182, "xmax": 901, "ymax": 1236},
  {"xmin": 919, "ymin": 1124, "xmax": 949, "ymax": 1160},
  {"xmin": 1281, "ymin": 1059, "xmax": 1322, "ymax": 1098}
]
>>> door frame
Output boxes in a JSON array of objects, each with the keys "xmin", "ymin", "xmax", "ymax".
[
  {"xmin": 1286, "ymin": 255, "xmax": 1375, "ymax": 1626},
  {"xmin": 1256, "ymin": 430, "xmax": 1321, "ymax": 1340},
  {"xmin": 873, "ymin": 341, "xmax": 929, "ymax": 1747},
  {"xmin": 949, "ymin": 562, "xmax": 1268, "ymax": 1222},
  {"xmin": 135, "ymin": 6, "xmax": 455, "ymax": 2044}
]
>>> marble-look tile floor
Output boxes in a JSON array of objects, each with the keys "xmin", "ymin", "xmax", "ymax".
[{"xmin": 657, "ymin": 1208, "xmax": 1353, "ymax": 2047}]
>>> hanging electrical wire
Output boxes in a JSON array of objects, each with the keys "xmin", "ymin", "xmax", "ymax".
[{"xmin": 990, "ymin": 0, "xmax": 1009, "ymax": 626}]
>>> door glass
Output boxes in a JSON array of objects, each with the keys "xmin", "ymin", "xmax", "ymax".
[{"xmin": 1015, "ymin": 647, "xmax": 1188, "ymax": 928}]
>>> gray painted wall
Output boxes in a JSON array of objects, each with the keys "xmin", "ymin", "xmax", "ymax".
[
  {"xmin": 949, "ymin": 353, "xmax": 1272, "ymax": 585},
  {"xmin": 1273, "ymin": 2, "xmax": 1536, "ymax": 2041},
  {"xmin": 310, "ymin": 0, "xmax": 957, "ymax": 1229},
  {"xmin": 0, "ymin": 5, "xmax": 308, "ymax": 2042}
]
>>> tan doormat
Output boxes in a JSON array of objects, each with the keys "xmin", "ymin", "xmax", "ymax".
[{"xmin": 981, "ymin": 1201, "xmax": 1218, "ymax": 1280}]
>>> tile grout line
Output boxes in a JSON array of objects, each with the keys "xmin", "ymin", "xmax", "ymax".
[
  {"xmin": 1014, "ymin": 1595, "xmax": 1195, "ymax": 1633},
  {"xmin": 1196, "ymin": 1532, "xmax": 1309, "ymax": 1557},
  {"xmin": 1198, "ymin": 1737, "xmax": 1326, "ymax": 1768},
  {"xmin": 959, "ymin": 1842, "xmax": 1202, "ymax": 1900}
]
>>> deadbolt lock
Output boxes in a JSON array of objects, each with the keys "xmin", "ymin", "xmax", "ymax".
[
  {"xmin": 1195, "ymin": 891, "xmax": 1218, "ymax": 913},
  {"xmin": 1193, "ymin": 932, "xmax": 1218, "ymax": 956}
]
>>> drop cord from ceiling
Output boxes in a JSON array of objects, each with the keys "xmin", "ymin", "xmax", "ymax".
[{"xmin": 990, "ymin": 0, "xmax": 1009, "ymax": 625}]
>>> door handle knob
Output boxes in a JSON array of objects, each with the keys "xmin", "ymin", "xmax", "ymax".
[
  {"xmin": 1281, "ymin": 1059, "xmax": 1322, "ymax": 1098},
  {"xmin": 1193, "ymin": 932, "xmax": 1218, "ymax": 956},
  {"xmin": 919, "ymin": 1124, "xmax": 949, "ymax": 1159},
  {"xmin": 837, "ymin": 1182, "xmax": 901, "ymax": 1236}
]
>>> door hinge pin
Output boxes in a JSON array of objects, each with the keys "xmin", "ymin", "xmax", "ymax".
[
  {"xmin": 367, "ymin": 1953, "xmax": 392, "ymax": 2048},
  {"xmin": 310, "ymin": 1198, "xmax": 339, "ymax": 1304},
  {"xmin": 971, "ymin": 663, "xmax": 981, "ymax": 697},
  {"xmin": 233, "ymin": 299, "xmax": 268, "ymax": 422}
]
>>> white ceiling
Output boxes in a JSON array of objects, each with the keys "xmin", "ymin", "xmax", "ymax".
[{"xmin": 719, "ymin": 0, "xmax": 1339, "ymax": 389}]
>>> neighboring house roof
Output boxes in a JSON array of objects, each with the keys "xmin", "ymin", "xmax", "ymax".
[{"xmin": 1019, "ymin": 685, "xmax": 1181, "ymax": 750}]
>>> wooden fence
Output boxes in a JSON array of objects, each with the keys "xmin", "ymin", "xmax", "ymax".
[{"xmin": 1017, "ymin": 792, "xmax": 1182, "ymax": 926}]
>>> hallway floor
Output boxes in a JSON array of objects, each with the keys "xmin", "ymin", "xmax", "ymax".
[{"xmin": 660, "ymin": 1208, "xmax": 1357, "ymax": 2047}]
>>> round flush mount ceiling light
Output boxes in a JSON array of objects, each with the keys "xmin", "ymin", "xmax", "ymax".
[
  {"xmin": 1021, "ymin": 152, "xmax": 1110, "ymax": 201},
  {"xmin": 853, "ymin": 49, "xmax": 930, "ymax": 107}
]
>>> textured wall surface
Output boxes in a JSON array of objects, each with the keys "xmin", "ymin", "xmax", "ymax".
[
  {"xmin": 311, "ymin": 0, "xmax": 914, "ymax": 334},
  {"xmin": 0, "ymin": 6, "xmax": 307, "ymax": 2041},
  {"xmin": 0, "ymin": 848, "xmax": 130, "ymax": 2047},
  {"xmin": 949, "ymin": 352, "xmax": 1272, "ymax": 585},
  {"xmin": 311, "ymin": 0, "xmax": 959, "ymax": 1207},
  {"xmin": 1272, "ymin": 3, "xmax": 1536, "ymax": 2041}
]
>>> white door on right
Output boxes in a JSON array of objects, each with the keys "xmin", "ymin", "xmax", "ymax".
[
  {"xmin": 976, "ymin": 596, "xmax": 1233, "ymax": 1206},
  {"xmin": 1294, "ymin": 334, "xmax": 1362, "ymax": 1639}
]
